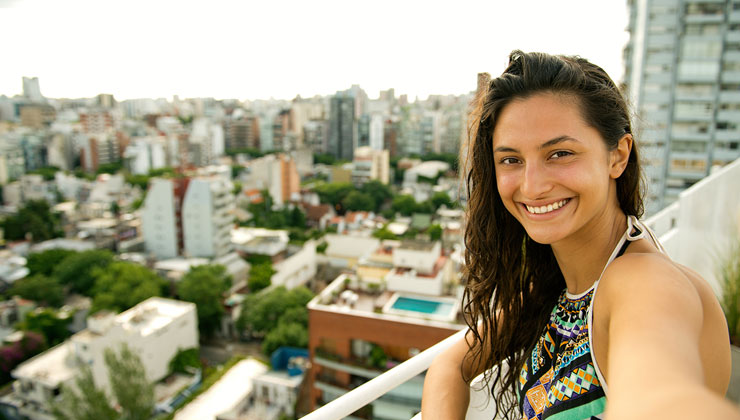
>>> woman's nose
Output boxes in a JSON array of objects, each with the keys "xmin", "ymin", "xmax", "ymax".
[{"xmin": 520, "ymin": 161, "xmax": 552, "ymax": 199}]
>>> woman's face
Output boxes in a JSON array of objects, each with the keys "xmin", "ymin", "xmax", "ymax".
[{"xmin": 491, "ymin": 92, "xmax": 624, "ymax": 245}]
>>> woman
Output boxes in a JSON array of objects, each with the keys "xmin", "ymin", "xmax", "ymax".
[{"xmin": 421, "ymin": 51, "xmax": 737, "ymax": 419}]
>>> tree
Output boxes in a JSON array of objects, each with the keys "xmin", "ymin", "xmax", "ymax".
[
  {"xmin": 104, "ymin": 344, "xmax": 155, "ymax": 420},
  {"xmin": 168, "ymin": 348, "xmax": 201, "ymax": 374},
  {"xmin": 360, "ymin": 180, "xmax": 394, "ymax": 212},
  {"xmin": 262, "ymin": 321, "xmax": 309, "ymax": 355},
  {"xmin": 248, "ymin": 262, "xmax": 275, "ymax": 293},
  {"xmin": 90, "ymin": 262, "xmax": 165, "ymax": 314},
  {"xmin": 313, "ymin": 182, "xmax": 354, "ymax": 210},
  {"xmin": 342, "ymin": 191, "xmax": 375, "ymax": 212},
  {"xmin": 49, "ymin": 364, "xmax": 118, "ymax": 420},
  {"xmin": 50, "ymin": 343, "xmax": 154, "ymax": 420},
  {"xmin": 391, "ymin": 195, "xmax": 418, "ymax": 216},
  {"xmin": 372, "ymin": 227, "xmax": 398, "ymax": 240},
  {"xmin": 429, "ymin": 191, "xmax": 454, "ymax": 211},
  {"xmin": 27, "ymin": 249, "xmax": 77, "ymax": 277},
  {"xmin": 8, "ymin": 275, "xmax": 64, "ymax": 307},
  {"xmin": 237, "ymin": 286, "xmax": 313, "ymax": 340},
  {"xmin": 0, "ymin": 200, "xmax": 62, "ymax": 242},
  {"xmin": 17, "ymin": 309, "xmax": 72, "ymax": 346},
  {"xmin": 428, "ymin": 224, "xmax": 443, "ymax": 241},
  {"xmin": 178, "ymin": 264, "xmax": 231, "ymax": 336},
  {"xmin": 54, "ymin": 249, "xmax": 114, "ymax": 296}
]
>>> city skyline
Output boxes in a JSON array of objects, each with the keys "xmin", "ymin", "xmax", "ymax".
[{"xmin": 0, "ymin": 0, "xmax": 629, "ymax": 101}]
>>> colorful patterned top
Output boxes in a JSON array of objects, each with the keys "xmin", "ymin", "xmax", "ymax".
[
  {"xmin": 516, "ymin": 215, "xmax": 662, "ymax": 420},
  {"xmin": 517, "ymin": 287, "xmax": 606, "ymax": 420}
]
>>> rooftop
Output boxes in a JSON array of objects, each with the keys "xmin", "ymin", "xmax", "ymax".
[{"xmin": 399, "ymin": 239, "xmax": 437, "ymax": 252}]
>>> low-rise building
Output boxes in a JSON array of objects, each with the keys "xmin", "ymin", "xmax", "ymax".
[{"xmin": 5, "ymin": 297, "xmax": 198, "ymax": 420}]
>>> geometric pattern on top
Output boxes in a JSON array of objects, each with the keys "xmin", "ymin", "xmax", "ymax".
[{"xmin": 517, "ymin": 288, "xmax": 606, "ymax": 420}]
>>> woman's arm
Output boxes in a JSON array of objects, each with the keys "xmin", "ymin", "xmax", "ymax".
[
  {"xmin": 421, "ymin": 328, "xmax": 493, "ymax": 419},
  {"xmin": 600, "ymin": 254, "xmax": 740, "ymax": 419}
]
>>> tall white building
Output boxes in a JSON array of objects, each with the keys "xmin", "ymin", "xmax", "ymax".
[
  {"xmin": 141, "ymin": 178, "xmax": 181, "ymax": 259},
  {"xmin": 22, "ymin": 76, "xmax": 43, "ymax": 102},
  {"xmin": 142, "ymin": 177, "xmax": 234, "ymax": 259},
  {"xmin": 624, "ymin": 0, "xmax": 740, "ymax": 214},
  {"xmin": 181, "ymin": 177, "xmax": 234, "ymax": 258},
  {"xmin": 7, "ymin": 297, "xmax": 198, "ymax": 420}
]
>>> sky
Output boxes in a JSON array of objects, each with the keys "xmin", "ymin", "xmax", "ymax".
[{"xmin": 0, "ymin": 0, "xmax": 630, "ymax": 101}]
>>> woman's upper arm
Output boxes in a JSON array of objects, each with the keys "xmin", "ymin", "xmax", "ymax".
[{"xmin": 600, "ymin": 254, "xmax": 735, "ymax": 418}]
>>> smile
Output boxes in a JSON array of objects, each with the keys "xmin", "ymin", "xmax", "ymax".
[{"xmin": 524, "ymin": 198, "xmax": 570, "ymax": 215}]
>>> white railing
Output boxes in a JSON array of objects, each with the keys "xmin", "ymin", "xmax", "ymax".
[
  {"xmin": 300, "ymin": 328, "xmax": 466, "ymax": 420},
  {"xmin": 301, "ymin": 157, "xmax": 740, "ymax": 420}
]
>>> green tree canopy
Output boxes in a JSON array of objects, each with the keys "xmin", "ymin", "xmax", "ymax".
[
  {"xmin": 248, "ymin": 261, "xmax": 275, "ymax": 293},
  {"xmin": 0, "ymin": 200, "xmax": 63, "ymax": 242},
  {"xmin": 168, "ymin": 348, "xmax": 201, "ymax": 375},
  {"xmin": 372, "ymin": 226, "xmax": 398, "ymax": 240},
  {"xmin": 54, "ymin": 249, "xmax": 114, "ymax": 296},
  {"xmin": 360, "ymin": 180, "xmax": 394, "ymax": 212},
  {"xmin": 17, "ymin": 308, "xmax": 71, "ymax": 346},
  {"xmin": 391, "ymin": 194, "xmax": 418, "ymax": 216},
  {"xmin": 177, "ymin": 264, "xmax": 231, "ymax": 336},
  {"xmin": 8, "ymin": 275, "xmax": 64, "ymax": 307},
  {"xmin": 428, "ymin": 224, "xmax": 443, "ymax": 241},
  {"xmin": 104, "ymin": 344, "xmax": 155, "ymax": 420},
  {"xmin": 429, "ymin": 191, "xmax": 454, "ymax": 210},
  {"xmin": 90, "ymin": 262, "xmax": 165, "ymax": 314},
  {"xmin": 314, "ymin": 182, "xmax": 354, "ymax": 210},
  {"xmin": 49, "ymin": 364, "xmax": 118, "ymax": 420},
  {"xmin": 261, "ymin": 321, "xmax": 309, "ymax": 355},
  {"xmin": 50, "ymin": 343, "xmax": 154, "ymax": 420},
  {"xmin": 237, "ymin": 286, "xmax": 313, "ymax": 339},
  {"xmin": 342, "ymin": 191, "xmax": 375, "ymax": 212}
]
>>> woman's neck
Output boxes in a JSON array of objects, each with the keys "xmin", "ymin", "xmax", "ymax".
[{"xmin": 551, "ymin": 208, "xmax": 628, "ymax": 295}]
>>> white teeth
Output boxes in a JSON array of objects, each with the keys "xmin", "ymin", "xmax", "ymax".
[{"xmin": 526, "ymin": 199, "xmax": 569, "ymax": 214}]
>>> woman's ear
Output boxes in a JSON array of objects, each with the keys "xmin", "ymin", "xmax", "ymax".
[{"xmin": 610, "ymin": 134, "xmax": 632, "ymax": 179}]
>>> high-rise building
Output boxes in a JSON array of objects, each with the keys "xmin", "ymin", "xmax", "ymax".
[
  {"xmin": 22, "ymin": 76, "xmax": 43, "ymax": 102},
  {"xmin": 329, "ymin": 91, "xmax": 356, "ymax": 161},
  {"xmin": 225, "ymin": 115, "xmax": 260, "ymax": 151},
  {"xmin": 142, "ymin": 176, "xmax": 234, "ymax": 259},
  {"xmin": 181, "ymin": 177, "xmax": 234, "ymax": 258},
  {"xmin": 624, "ymin": 0, "xmax": 740, "ymax": 214},
  {"xmin": 352, "ymin": 146, "xmax": 390, "ymax": 186},
  {"xmin": 245, "ymin": 154, "xmax": 300, "ymax": 208},
  {"xmin": 303, "ymin": 119, "xmax": 329, "ymax": 155}
]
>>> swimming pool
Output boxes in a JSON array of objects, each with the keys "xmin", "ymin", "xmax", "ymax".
[{"xmin": 382, "ymin": 294, "xmax": 459, "ymax": 322}]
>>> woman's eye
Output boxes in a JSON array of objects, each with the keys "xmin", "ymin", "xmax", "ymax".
[
  {"xmin": 499, "ymin": 157, "xmax": 520, "ymax": 165},
  {"xmin": 550, "ymin": 150, "xmax": 572, "ymax": 159}
]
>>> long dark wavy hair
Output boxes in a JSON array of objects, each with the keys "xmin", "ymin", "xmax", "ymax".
[{"xmin": 461, "ymin": 50, "xmax": 644, "ymax": 418}]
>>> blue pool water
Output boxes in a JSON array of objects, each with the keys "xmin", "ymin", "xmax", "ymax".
[{"xmin": 391, "ymin": 297, "xmax": 454, "ymax": 316}]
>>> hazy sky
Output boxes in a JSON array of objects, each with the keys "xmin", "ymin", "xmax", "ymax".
[{"xmin": 0, "ymin": 0, "xmax": 629, "ymax": 101}]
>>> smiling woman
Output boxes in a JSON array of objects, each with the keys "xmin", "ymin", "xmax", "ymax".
[{"xmin": 420, "ymin": 51, "xmax": 738, "ymax": 420}]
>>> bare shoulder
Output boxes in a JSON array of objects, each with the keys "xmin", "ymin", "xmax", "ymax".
[{"xmin": 599, "ymin": 252, "xmax": 703, "ymax": 311}]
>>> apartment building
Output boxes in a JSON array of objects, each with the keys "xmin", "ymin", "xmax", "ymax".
[
  {"xmin": 624, "ymin": 0, "xmax": 740, "ymax": 214},
  {"xmin": 4, "ymin": 297, "xmax": 198, "ymax": 420},
  {"xmin": 307, "ymin": 238, "xmax": 461, "ymax": 420}
]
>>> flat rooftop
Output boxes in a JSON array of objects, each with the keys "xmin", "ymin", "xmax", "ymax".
[
  {"xmin": 12, "ymin": 342, "xmax": 75, "ymax": 387},
  {"xmin": 117, "ymin": 298, "xmax": 194, "ymax": 337}
]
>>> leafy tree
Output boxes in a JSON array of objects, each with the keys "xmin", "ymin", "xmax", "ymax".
[
  {"xmin": 360, "ymin": 180, "xmax": 394, "ymax": 212},
  {"xmin": 9, "ymin": 275, "xmax": 64, "ymax": 307},
  {"xmin": 104, "ymin": 344, "xmax": 155, "ymax": 420},
  {"xmin": 428, "ymin": 224, "xmax": 443, "ymax": 241},
  {"xmin": 125, "ymin": 174, "xmax": 150, "ymax": 190},
  {"xmin": 0, "ymin": 200, "xmax": 63, "ymax": 242},
  {"xmin": 96, "ymin": 161, "xmax": 123, "ymax": 175},
  {"xmin": 429, "ymin": 191, "xmax": 454, "ymax": 210},
  {"xmin": 248, "ymin": 262, "xmax": 275, "ymax": 293},
  {"xmin": 342, "ymin": 191, "xmax": 375, "ymax": 212},
  {"xmin": 49, "ymin": 364, "xmax": 118, "ymax": 420},
  {"xmin": 177, "ymin": 264, "xmax": 231, "ymax": 336},
  {"xmin": 54, "ymin": 249, "xmax": 114, "ymax": 296},
  {"xmin": 372, "ymin": 227, "xmax": 398, "ymax": 240},
  {"xmin": 90, "ymin": 261, "xmax": 165, "ymax": 313},
  {"xmin": 391, "ymin": 194, "xmax": 418, "ymax": 216},
  {"xmin": 50, "ymin": 344, "xmax": 154, "ymax": 420},
  {"xmin": 314, "ymin": 182, "xmax": 354, "ymax": 210},
  {"xmin": 168, "ymin": 348, "xmax": 201, "ymax": 374},
  {"xmin": 313, "ymin": 153, "xmax": 336, "ymax": 165},
  {"xmin": 316, "ymin": 242, "xmax": 328, "ymax": 254},
  {"xmin": 28, "ymin": 166, "xmax": 61, "ymax": 181},
  {"xmin": 237, "ymin": 286, "xmax": 313, "ymax": 339},
  {"xmin": 262, "ymin": 321, "xmax": 308, "ymax": 355},
  {"xmin": 17, "ymin": 308, "xmax": 72, "ymax": 346}
]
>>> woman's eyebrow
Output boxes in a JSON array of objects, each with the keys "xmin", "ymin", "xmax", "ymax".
[{"xmin": 493, "ymin": 135, "xmax": 580, "ymax": 154}]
